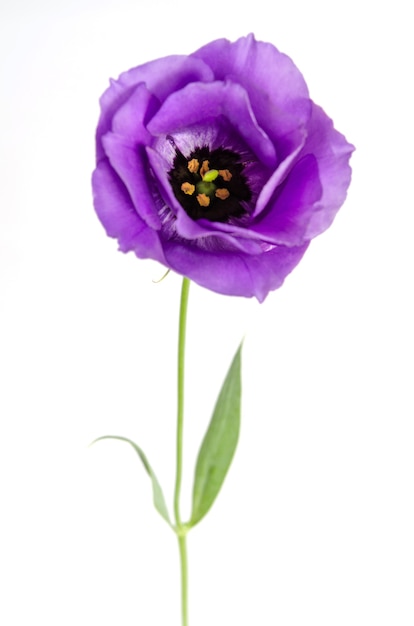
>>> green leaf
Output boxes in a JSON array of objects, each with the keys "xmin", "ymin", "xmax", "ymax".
[
  {"xmin": 91, "ymin": 435, "xmax": 171, "ymax": 526},
  {"xmin": 190, "ymin": 343, "xmax": 242, "ymax": 527}
]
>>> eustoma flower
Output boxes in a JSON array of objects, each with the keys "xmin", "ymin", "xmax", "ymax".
[{"xmin": 92, "ymin": 34, "xmax": 354, "ymax": 301}]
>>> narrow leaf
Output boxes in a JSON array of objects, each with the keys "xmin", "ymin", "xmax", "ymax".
[
  {"xmin": 91, "ymin": 435, "xmax": 171, "ymax": 526},
  {"xmin": 190, "ymin": 343, "xmax": 242, "ymax": 527}
]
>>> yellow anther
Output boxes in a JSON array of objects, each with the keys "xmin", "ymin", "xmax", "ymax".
[
  {"xmin": 187, "ymin": 159, "xmax": 199, "ymax": 174},
  {"xmin": 197, "ymin": 193, "xmax": 210, "ymax": 207},
  {"xmin": 199, "ymin": 160, "xmax": 210, "ymax": 178},
  {"xmin": 219, "ymin": 169, "xmax": 232, "ymax": 181},
  {"xmin": 181, "ymin": 182, "xmax": 195, "ymax": 195},
  {"xmin": 215, "ymin": 188, "xmax": 230, "ymax": 200}
]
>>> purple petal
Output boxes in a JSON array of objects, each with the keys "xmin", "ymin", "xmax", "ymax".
[
  {"xmin": 298, "ymin": 103, "xmax": 355, "ymax": 238},
  {"xmin": 116, "ymin": 55, "xmax": 214, "ymax": 101},
  {"xmin": 99, "ymin": 83, "xmax": 162, "ymax": 230},
  {"xmin": 96, "ymin": 55, "xmax": 214, "ymax": 160},
  {"xmin": 96, "ymin": 80, "xmax": 136, "ymax": 161},
  {"xmin": 110, "ymin": 82, "xmax": 159, "ymax": 144},
  {"xmin": 253, "ymin": 136, "xmax": 307, "ymax": 217},
  {"xmin": 192, "ymin": 34, "xmax": 311, "ymax": 159},
  {"xmin": 103, "ymin": 134, "xmax": 161, "ymax": 230},
  {"xmin": 250, "ymin": 154, "xmax": 323, "ymax": 246},
  {"xmin": 163, "ymin": 238, "xmax": 309, "ymax": 302},
  {"xmin": 92, "ymin": 159, "xmax": 166, "ymax": 263},
  {"xmin": 147, "ymin": 80, "xmax": 277, "ymax": 167}
]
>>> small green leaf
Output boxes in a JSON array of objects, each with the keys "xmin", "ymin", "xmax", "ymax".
[
  {"xmin": 91, "ymin": 435, "xmax": 171, "ymax": 526},
  {"xmin": 190, "ymin": 343, "xmax": 242, "ymax": 527}
]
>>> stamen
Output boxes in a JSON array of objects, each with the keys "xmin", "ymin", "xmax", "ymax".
[
  {"xmin": 181, "ymin": 182, "xmax": 195, "ymax": 195},
  {"xmin": 187, "ymin": 159, "xmax": 199, "ymax": 174},
  {"xmin": 219, "ymin": 169, "xmax": 232, "ymax": 181},
  {"xmin": 197, "ymin": 193, "xmax": 210, "ymax": 207},
  {"xmin": 215, "ymin": 188, "xmax": 230, "ymax": 200},
  {"xmin": 199, "ymin": 160, "xmax": 210, "ymax": 178}
]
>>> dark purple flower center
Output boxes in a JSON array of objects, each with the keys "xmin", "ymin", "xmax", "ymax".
[{"xmin": 168, "ymin": 145, "xmax": 252, "ymax": 223}]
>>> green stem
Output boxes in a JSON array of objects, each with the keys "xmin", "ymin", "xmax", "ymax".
[
  {"xmin": 174, "ymin": 277, "xmax": 191, "ymax": 626},
  {"xmin": 177, "ymin": 533, "xmax": 189, "ymax": 626}
]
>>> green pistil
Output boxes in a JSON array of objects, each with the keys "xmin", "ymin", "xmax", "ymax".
[
  {"xmin": 196, "ymin": 180, "xmax": 216, "ymax": 197},
  {"xmin": 202, "ymin": 169, "xmax": 219, "ymax": 182},
  {"xmin": 195, "ymin": 169, "xmax": 220, "ymax": 197}
]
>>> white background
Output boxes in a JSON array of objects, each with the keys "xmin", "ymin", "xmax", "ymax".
[{"xmin": 1, "ymin": 1, "xmax": 413, "ymax": 625}]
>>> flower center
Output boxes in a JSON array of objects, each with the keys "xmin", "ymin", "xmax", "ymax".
[{"xmin": 168, "ymin": 145, "xmax": 252, "ymax": 222}]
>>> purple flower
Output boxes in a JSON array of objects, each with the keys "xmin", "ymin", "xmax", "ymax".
[{"xmin": 92, "ymin": 34, "xmax": 354, "ymax": 301}]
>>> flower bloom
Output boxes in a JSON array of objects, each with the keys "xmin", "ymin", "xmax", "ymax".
[{"xmin": 92, "ymin": 35, "xmax": 354, "ymax": 301}]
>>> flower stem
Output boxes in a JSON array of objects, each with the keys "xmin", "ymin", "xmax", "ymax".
[
  {"xmin": 174, "ymin": 277, "xmax": 191, "ymax": 626},
  {"xmin": 177, "ymin": 532, "xmax": 189, "ymax": 626}
]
